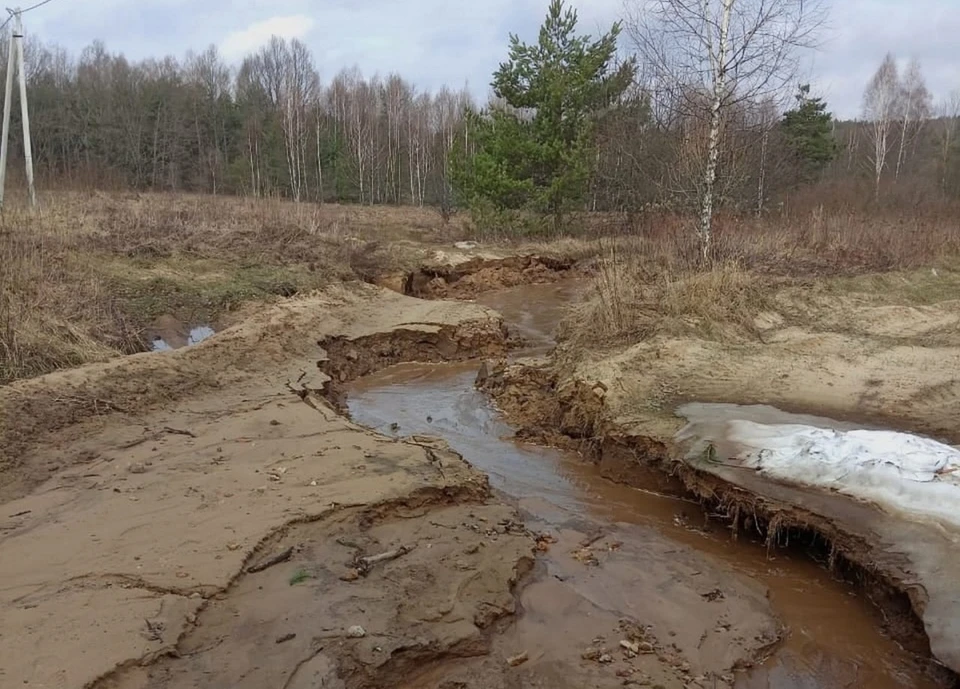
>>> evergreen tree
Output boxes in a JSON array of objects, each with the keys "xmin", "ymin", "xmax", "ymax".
[
  {"xmin": 454, "ymin": 0, "xmax": 634, "ymax": 232},
  {"xmin": 781, "ymin": 85, "xmax": 839, "ymax": 180}
]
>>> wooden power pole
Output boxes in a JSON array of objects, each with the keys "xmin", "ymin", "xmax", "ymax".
[{"xmin": 0, "ymin": 8, "xmax": 37, "ymax": 209}]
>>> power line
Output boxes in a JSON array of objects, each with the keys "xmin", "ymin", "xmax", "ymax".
[{"xmin": 0, "ymin": 0, "xmax": 59, "ymax": 31}]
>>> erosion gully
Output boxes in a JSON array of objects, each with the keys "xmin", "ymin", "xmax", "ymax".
[{"xmin": 347, "ymin": 281, "xmax": 937, "ymax": 689}]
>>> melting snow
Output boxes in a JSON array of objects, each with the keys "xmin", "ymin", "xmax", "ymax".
[{"xmin": 679, "ymin": 410, "xmax": 960, "ymax": 532}]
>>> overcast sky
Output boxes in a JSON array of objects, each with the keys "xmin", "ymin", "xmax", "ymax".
[{"xmin": 27, "ymin": 0, "xmax": 960, "ymax": 119}]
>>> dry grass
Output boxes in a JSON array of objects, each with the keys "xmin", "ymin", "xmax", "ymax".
[
  {"xmin": 561, "ymin": 208, "xmax": 960, "ymax": 349},
  {"xmin": 0, "ymin": 192, "xmax": 468, "ymax": 384},
  {"xmin": 7, "ymin": 190, "xmax": 960, "ymax": 384},
  {"xmin": 562, "ymin": 239, "xmax": 771, "ymax": 345}
]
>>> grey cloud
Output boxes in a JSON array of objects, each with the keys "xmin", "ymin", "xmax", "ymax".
[{"xmin": 24, "ymin": 0, "xmax": 960, "ymax": 117}]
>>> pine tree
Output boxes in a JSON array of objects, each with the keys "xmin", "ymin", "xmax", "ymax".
[
  {"xmin": 453, "ymin": 0, "xmax": 634, "ymax": 233},
  {"xmin": 781, "ymin": 84, "xmax": 838, "ymax": 180}
]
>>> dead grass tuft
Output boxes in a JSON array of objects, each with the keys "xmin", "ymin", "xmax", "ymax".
[
  {"xmin": 1, "ymin": 216, "xmax": 144, "ymax": 382},
  {"xmin": 561, "ymin": 238, "xmax": 770, "ymax": 346}
]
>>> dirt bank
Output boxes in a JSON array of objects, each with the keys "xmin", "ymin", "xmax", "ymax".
[
  {"xmin": 0, "ymin": 286, "xmax": 540, "ymax": 689},
  {"xmin": 404, "ymin": 250, "xmax": 583, "ymax": 298},
  {"xmin": 479, "ymin": 278, "xmax": 960, "ymax": 683}
]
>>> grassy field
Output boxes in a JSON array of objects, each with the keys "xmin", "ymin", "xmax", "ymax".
[{"xmin": 0, "ymin": 192, "xmax": 469, "ymax": 383}]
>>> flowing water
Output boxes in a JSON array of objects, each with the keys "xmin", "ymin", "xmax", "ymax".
[{"xmin": 347, "ymin": 282, "xmax": 938, "ymax": 689}]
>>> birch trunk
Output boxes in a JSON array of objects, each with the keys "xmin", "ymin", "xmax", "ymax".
[{"xmin": 698, "ymin": 0, "xmax": 734, "ymax": 262}]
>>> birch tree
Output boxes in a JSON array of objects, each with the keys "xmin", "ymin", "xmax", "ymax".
[
  {"xmin": 862, "ymin": 54, "xmax": 899, "ymax": 200},
  {"xmin": 894, "ymin": 58, "xmax": 931, "ymax": 181},
  {"xmin": 279, "ymin": 39, "xmax": 319, "ymax": 202},
  {"xmin": 626, "ymin": 0, "xmax": 825, "ymax": 260}
]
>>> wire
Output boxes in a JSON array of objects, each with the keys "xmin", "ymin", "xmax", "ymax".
[
  {"xmin": 0, "ymin": 0, "xmax": 58, "ymax": 32},
  {"xmin": 11, "ymin": 0, "xmax": 57, "ymax": 14}
]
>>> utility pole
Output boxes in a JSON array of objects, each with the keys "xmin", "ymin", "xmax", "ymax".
[
  {"xmin": 14, "ymin": 10, "xmax": 35, "ymax": 207},
  {"xmin": 0, "ymin": 13, "xmax": 16, "ymax": 208},
  {"xmin": 0, "ymin": 7, "xmax": 37, "ymax": 209}
]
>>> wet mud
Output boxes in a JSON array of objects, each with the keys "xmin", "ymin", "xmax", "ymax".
[
  {"xmin": 3, "ymin": 268, "xmax": 956, "ymax": 689},
  {"xmin": 347, "ymin": 281, "xmax": 952, "ymax": 689}
]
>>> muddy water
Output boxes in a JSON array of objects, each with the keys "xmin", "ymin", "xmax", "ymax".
[{"xmin": 347, "ymin": 282, "xmax": 938, "ymax": 689}]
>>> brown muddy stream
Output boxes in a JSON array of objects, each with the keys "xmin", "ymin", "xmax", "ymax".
[{"xmin": 347, "ymin": 282, "xmax": 937, "ymax": 689}]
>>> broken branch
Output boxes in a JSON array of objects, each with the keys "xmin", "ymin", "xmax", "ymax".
[
  {"xmin": 246, "ymin": 546, "xmax": 294, "ymax": 574},
  {"xmin": 356, "ymin": 544, "xmax": 416, "ymax": 575},
  {"xmin": 163, "ymin": 426, "xmax": 197, "ymax": 438}
]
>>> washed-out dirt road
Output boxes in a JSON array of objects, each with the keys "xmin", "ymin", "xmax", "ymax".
[{"xmin": 1, "ymin": 271, "xmax": 958, "ymax": 689}]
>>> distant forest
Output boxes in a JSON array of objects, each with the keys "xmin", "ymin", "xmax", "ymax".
[{"xmin": 3, "ymin": 32, "xmax": 960, "ymax": 214}]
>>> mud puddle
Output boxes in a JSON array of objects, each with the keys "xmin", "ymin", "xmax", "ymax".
[
  {"xmin": 346, "ymin": 282, "xmax": 939, "ymax": 689},
  {"xmin": 147, "ymin": 315, "xmax": 215, "ymax": 351}
]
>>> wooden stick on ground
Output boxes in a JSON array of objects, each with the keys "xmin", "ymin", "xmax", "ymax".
[
  {"xmin": 247, "ymin": 546, "xmax": 294, "ymax": 574},
  {"xmin": 356, "ymin": 544, "xmax": 416, "ymax": 575}
]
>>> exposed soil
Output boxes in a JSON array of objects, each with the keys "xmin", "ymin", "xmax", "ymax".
[
  {"xmin": 0, "ymin": 285, "xmax": 533, "ymax": 689},
  {"xmin": 478, "ymin": 288, "xmax": 960, "ymax": 685},
  {"xmin": 348, "ymin": 281, "xmax": 955, "ymax": 689},
  {"xmin": 4, "ymin": 257, "xmax": 958, "ymax": 689},
  {"xmin": 405, "ymin": 251, "xmax": 582, "ymax": 298},
  {"xmin": 347, "ymin": 361, "xmax": 783, "ymax": 689}
]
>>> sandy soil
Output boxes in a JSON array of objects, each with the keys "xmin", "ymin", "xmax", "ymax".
[
  {"xmin": 483, "ymin": 281, "xmax": 960, "ymax": 680},
  {"xmin": 347, "ymin": 353, "xmax": 787, "ymax": 689},
  {"xmin": 0, "ymin": 286, "xmax": 526, "ymax": 689},
  {"xmin": 5, "ymin": 263, "xmax": 958, "ymax": 687},
  {"xmin": 406, "ymin": 249, "xmax": 583, "ymax": 298}
]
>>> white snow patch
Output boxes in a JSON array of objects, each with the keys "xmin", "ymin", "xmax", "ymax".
[{"xmin": 684, "ymin": 416, "xmax": 960, "ymax": 532}]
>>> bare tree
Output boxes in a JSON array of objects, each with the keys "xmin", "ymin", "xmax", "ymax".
[
  {"xmin": 753, "ymin": 99, "xmax": 779, "ymax": 215},
  {"xmin": 893, "ymin": 58, "xmax": 931, "ymax": 181},
  {"xmin": 862, "ymin": 54, "xmax": 899, "ymax": 200},
  {"xmin": 935, "ymin": 90, "xmax": 960, "ymax": 196},
  {"xmin": 626, "ymin": 0, "xmax": 825, "ymax": 260}
]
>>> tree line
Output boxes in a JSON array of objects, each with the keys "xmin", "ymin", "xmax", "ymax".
[
  {"xmin": 7, "ymin": 36, "xmax": 472, "ymax": 205},
  {"xmin": 3, "ymin": 1, "xmax": 960, "ymax": 238}
]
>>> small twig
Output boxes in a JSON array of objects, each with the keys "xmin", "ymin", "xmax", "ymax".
[
  {"xmin": 8, "ymin": 510, "xmax": 30, "ymax": 518},
  {"xmin": 163, "ymin": 426, "xmax": 197, "ymax": 438},
  {"xmin": 118, "ymin": 434, "xmax": 158, "ymax": 450},
  {"xmin": 356, "ymin": 544, "xmax": 416, "ymax": 575},
  {"xmin": 247, "ymin": 546, "xmax": 294, "ymax": 574}
]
